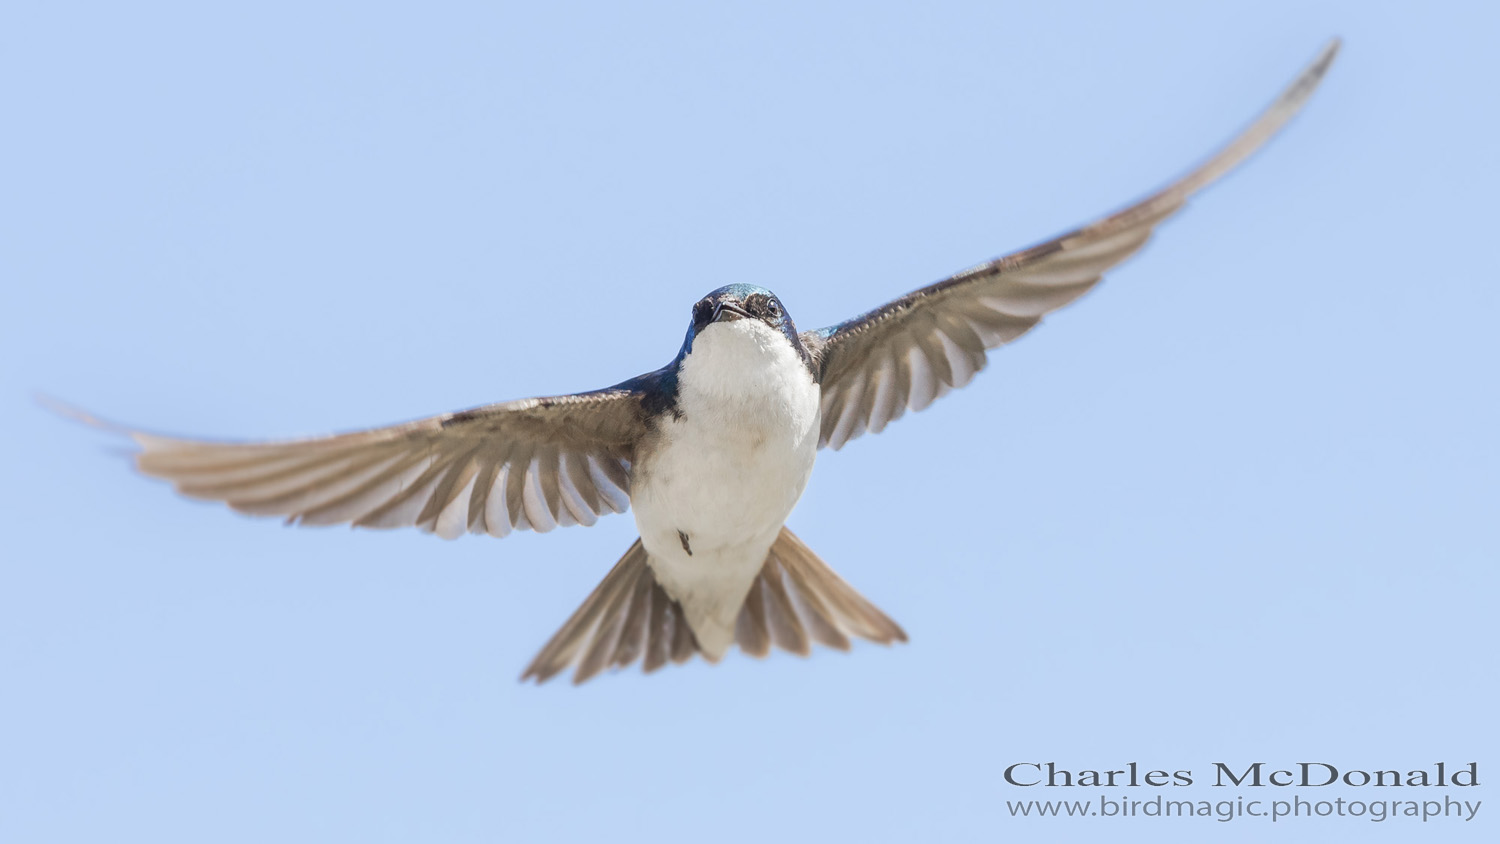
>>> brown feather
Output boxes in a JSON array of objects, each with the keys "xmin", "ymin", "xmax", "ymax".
[
  {"xmin": 130, "ymin": 384, "xmax": 654, "ymax": 538},
  {"xmin": 735, "ymin": 579, "xmax": 771, "ymax": 658},
  {"xmin": 806, "ymin": 41, "xmax": 1340, "ymax": 450}
]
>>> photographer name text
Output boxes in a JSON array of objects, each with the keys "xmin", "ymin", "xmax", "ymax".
[{"xmin": 1003, "ymin": 762, "xmax": 1479, "ymax": 788}]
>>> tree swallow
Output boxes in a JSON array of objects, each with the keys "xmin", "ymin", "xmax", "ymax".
[{"xmin": 77, "ymin": 42, "xmax": 1338, "ymax": 684}]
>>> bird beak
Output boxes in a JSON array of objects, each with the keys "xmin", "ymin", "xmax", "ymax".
[{"xmin": 712, "ymin": 302, "xmax": 751, "ymax": 323}]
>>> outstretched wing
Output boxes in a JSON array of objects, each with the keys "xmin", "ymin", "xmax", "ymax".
[
  {"xmin": 804, "ymin": 40, "xmax": 1339, "ymax": 450},
  {"xmin": 123, "ymin": 373, "xmax": 665, "ymax": 539}
]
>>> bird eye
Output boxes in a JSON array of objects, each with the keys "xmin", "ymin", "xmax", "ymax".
[{"xmin": 766, "ymin": 299, "xmax": 781, "ymax": 317}]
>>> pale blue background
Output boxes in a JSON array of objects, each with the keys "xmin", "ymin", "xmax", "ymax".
[{"xmin": 3, "ymin": 2, "xmax": 1495, "ymax": 842}]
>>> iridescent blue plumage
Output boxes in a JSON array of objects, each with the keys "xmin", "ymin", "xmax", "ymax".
[{"xmin": 677, "ymin": 284, "xmax": 810, "ymax": 372}]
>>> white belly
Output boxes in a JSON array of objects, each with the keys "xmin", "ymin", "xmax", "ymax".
[{"xmin": 630, "ymin": 319, "xmax": 821, "ymax": 658}]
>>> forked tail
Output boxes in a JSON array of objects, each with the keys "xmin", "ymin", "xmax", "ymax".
[{"xmin": 521, "ymin": 527, "xmax": 906, "ymax": 685}]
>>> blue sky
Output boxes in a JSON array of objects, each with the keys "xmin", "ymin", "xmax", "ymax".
[{"xmin": 3, "ymin": 2, "xmax": 1495, "ymax": 842}]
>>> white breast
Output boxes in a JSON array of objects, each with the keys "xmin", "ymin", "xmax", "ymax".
[{"xmin": 630, "ymin": 319, "xmax": 821, "ymax": 658}]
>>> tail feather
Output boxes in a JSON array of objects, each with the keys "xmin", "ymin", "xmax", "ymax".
[
  {"xmin": 521, "ymin": 539, "xmax": 697, "ymax": 685},
  {"xmin": 522, "ymin": 527, "xmax": 905, "ymax": 685},
  {"xmin": 739, "ymin": 527, "xmax": 907, "ymax": 657}
]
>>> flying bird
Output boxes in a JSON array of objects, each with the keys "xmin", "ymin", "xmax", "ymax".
[{"xmin": 77, "ymin": 41, "xmax": 1338, "ymax": 684}]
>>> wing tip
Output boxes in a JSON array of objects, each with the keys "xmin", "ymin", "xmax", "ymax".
[
  {"xmin": 1314, "ymin": 37, "xmax": 1343, "ymax": 74},
  {"xmin": 36, "ymin": 392, "xmax": 137, "ymax": 438},
  {"xmin": 1287, "ymin": 37, "xmax": 1342, "ymax": 106}
]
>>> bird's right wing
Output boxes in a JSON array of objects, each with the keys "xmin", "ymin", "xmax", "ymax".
[
  {"xmin": 803, "ymin": 40, "xmax": 1339, "ymax": 450},
  {"xmin": 111, "ymin": 372, "xmax": 667, "ymax": 539}
]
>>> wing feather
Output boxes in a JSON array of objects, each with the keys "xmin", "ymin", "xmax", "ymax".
[
  {"xmin": 805, "ymin": 40, "xmax": 1339, "ymax": 449},
  {"xmin": 126, "ymin": 376, "xmax": 662, "ymax": 538}
]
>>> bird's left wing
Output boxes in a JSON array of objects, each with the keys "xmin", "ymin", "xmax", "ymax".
[
  {"xmin": 113, "ymin": 375, "xmax": 662, "ymax": 539},
  {"xmin": 804, "ymin": 39, "xmax": 1339, "ymax": 450}
]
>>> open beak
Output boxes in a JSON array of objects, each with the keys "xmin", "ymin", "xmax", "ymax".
[{"xmin": 712, "ymin": 302, "xmax": 751, "ymax": 323}]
